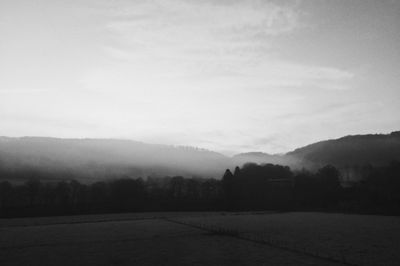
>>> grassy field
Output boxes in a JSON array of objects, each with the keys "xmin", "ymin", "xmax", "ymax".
[{"xmin": 1, "ymin": 212, "xmax": 399, "ymax": 266}]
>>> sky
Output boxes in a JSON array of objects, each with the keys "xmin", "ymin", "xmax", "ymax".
[{"xmin": 0, "ymin": 0, "xmax": 399, "ymax": 155}]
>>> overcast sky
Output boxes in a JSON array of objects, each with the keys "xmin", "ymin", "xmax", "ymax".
[{"xmin": 1, "ymin": 0, "xmax": 399, "ymax": 155}]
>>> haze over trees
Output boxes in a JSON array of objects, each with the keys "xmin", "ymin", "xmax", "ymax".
[
  {"xmin": 0, "ymin": 131, "xmax": 400, "ymax": 217},
  {"xmin": 1, "ymin": 161, "xmax": 400, "ymax": 217},
  {"xmin": 0, "ymin": 137, "xmax": 231, "ymax": 182},
  {"xmin": 1, "ymin": 131, "xmax": 399, "ymax": 184}
]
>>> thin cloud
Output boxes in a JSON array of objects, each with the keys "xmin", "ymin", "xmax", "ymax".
[
  {"xmin": 103, "ymin": 0, "xmax": 301, "ymax": 61},
  {"xmin": 88, "ymin": 0, "xmax": 353, "ymax": 93},
  {"xmin": 0, "ymin": 89, "xmax": 50, "ymax": 94}
]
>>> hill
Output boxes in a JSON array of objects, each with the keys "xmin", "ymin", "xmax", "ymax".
[
  {"xmin": 232, "ymin": 152, "xmax": 301, "ymax": 167},
  {"xmin": 287, "ymin": 131, "xmax": 400, "ymax": 168},
  {"xmin": 0, "ymin": 137, "xmax": 230, "ymax": 182},
  {"xmin": 231, "ymin": 131, "xmax": 400, "ymax": 171},
  {"xmin": 1, "ymin": 131, "xmax": 399, "ymax": 183}
]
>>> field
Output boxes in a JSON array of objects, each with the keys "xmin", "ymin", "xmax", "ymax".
[{"xmin": 1, "ymin": 212, "xmax": 399, "ymax": 266}]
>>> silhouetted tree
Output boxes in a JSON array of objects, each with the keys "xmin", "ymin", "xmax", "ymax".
[
  {"xmin": 316, "ymin": 165, "xmax": 342, "ymax": 207},
  {"xmin": 109, "ymin": 178, "xmax": 146, "ymax": 211},
  {"xmin": 1, "ymin": 161, "xmax": 400, "ymax": 217},
  {"xmin": 25, "ymin": 178, "xmax": 42, "ymax": 207},
  {"xmin": 0, "ymin": 181, "xmax": 12, "ymax": 210},
  {"xmin": 222, "ymin": 169, "xmax": 235, "ymax": 209}
]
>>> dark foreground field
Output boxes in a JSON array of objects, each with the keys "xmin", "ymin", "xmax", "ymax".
[{"xmin": 1, "ymin": 212, "xmax": 399, "ymax": 266}]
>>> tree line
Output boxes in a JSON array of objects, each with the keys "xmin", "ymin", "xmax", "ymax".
[{"xmin": 1, "ymin": 161, "xmax": 399, "ymax": 217}]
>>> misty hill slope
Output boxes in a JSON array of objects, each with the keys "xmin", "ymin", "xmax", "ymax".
[
  {"xmin": 287, "ymin": 131, "xmax": 400, "ymax": 167},
  {"xmin": 1, "ymin": 131, "xmax": 399, "ymax": 182},
  {"xmin": 0, "ymin": 137, "xmax": 230, "ymax": 181},
  {"xmin": 232, "ymin": 152, "xmax": 298, "ymax": 166},
  {"xmin": 233, "ymin": 152, "xmax": 280, "ymax": 164},
  {"xmin": 232, "ymin": 132, "xmax": 400, "ymax": 169}
]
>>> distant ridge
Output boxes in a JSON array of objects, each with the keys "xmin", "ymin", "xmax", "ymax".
[
  {"xmin": 232, "ymin": 152, "xmax": 289, "ymax": 166},
  {"xmin": 231, "ymin": 131, "xmax": 400, "ymax": 169},
  {"xmin": 0, "ymin": 136, "xmax": 231, "ymax": 181},
  {"xmin": 0, "ymin": 131, "xmax": 399, "ymax": 182},
  {"xmin": 287, "ymin": 131, "xmax": 400, "ymax": 167}
]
